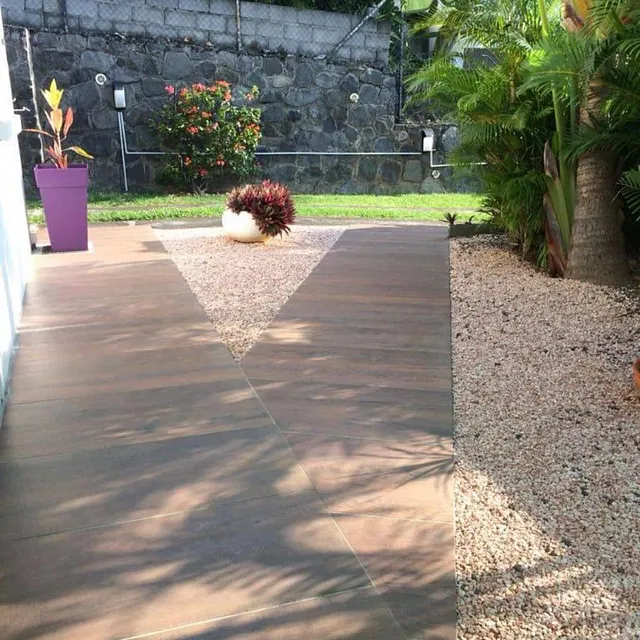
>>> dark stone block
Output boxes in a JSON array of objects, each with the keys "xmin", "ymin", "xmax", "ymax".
[
  {"xmin": 33, "ymin": 32, "xmax": 59, "ymax": 47},
  {"xmin": 263, "ymin": 57, "xmax": 283, "ymax": 76},
  {"xmin": 68, "ymin": 81, "xmax": 102, "ymax": 112},
  {"xmin": 90, "ymin": 108, "xmax": 119, "ymax": 131},
  {"xmin": 331, "ymin": 105, "xmax": 348, "ymax": 125},
  {"xmin": 357, "ymin": 157, "xmax": 377, "ymax": 181},
  {"xmin": 309, "ymin": 132, "xmax": 331, "ymax": 152},
  {"xmin": 37, "ymin": 50, "xmax": 75, "ymax": 72},
  {"xmin": 69, "ymin": 67, "xmax": 94, "ymax": 85},
  {"xmin": 360, "ymin": 126, "xmax": 376, "ymax": 141},
  {"xmin": 441, "ymin": 126, "xmax": 460, "ymax": 153},
  {"xmin": 378, "ymin": 87, "xmax": 393, "ymax": 105},
  {"xmin": 360, "ymin": 68, "xmax": 383, "ymax": 86},
  {"xmin": 260, "ymin": 90, "xmax": 283, "ymax": 103},
  {"xmin": 420, "ymin": 176, "xmax": 445, "ymax": 193},
  {"xmin": 237, "ymin": 55, "xmax": 254, "ymax": 74},
  {"xmin": 344, "ymin": 125, "xmax": 359, "ymax": 143},
  {"xmin": 217, "ymin": 68, "xmax": 239, "ymax": 84},
  {"xmin": 196, "ymin": 61, "xmax": 218, "ymax": 79},
  {"xmin": 6, "ymin": 44, "xmax": 19, "ymax": 67},
  {"xmin": 375, "ymin": 119, "xmax": 390, "ymax": 135},
  {"xmin": 308, "ymin": 103, "xmax": 329, "ymax": 122},
  {"xmin": 262, "ymin": 105, "xmax": 287, "ymax": 123},
  {"xmin": 112, "ymin": 68, "xmax": 142, "ymax": 84},
  {"xmin": 163, "ymin": 51, "xmax": 194, "ymax": 79},
  {"xmin": 278, "ymin": 139, "xmax": 297, "ymax": 151},
  {"xmin": 347, "ymin": 105, "xmax": 374, "ymax": 127},
  {"xmin": 331, "ymin": 131, "xmax": 349, "ymax": 151},
  {"xmin": 322, "ymin": 118, "xmax": 336, "ymax": 134},
  {"xmin": 339, "ymin": 72, "xmax": 359, "ymax": 94},
  {"xmin": 88, "ymin": 37, "xmax": 107, "ymax": 50},
  {"xmin": 285, "ymin": 87, "xmax": 320, "ymax": 107},
  {"xmin": 246, "ymin": 70, "xmax": 267, "ymax": 93},
  {"xmin": 81, "ymin": 131, "xmax": 115, "ymax": 157},
  {"xmin": 326, "ymin": 161, "xmax": 352, "ymax": 183},
  {"xmin": 358, "ymin": 83, "xmax": 379, "ymax": 104},
  {"xmin": 80, "ymin": 50, "xmax": 117, "ymax": 73},
  {"xmin": 315, "ymin": 72, "xmax": 340, "ymax": 88},
  {"xmin": 301, "ymin": 162, "xmax": 324, "ymax": 178},
  {"xmin": 142, "ymin": 78, "xmax": 168, "ymax": 97},
  {"xmin": 265, "ymin": 163, "xmax": 297, "ymax": 182},
  {"xmin": 270, "ymin": 75, "xmax": 292, "ymax": 89},
  {"xmin": 294, "ymin": 130, "xmax": 309, "ymax": 147},
  {"xmin": 294, "ymin": 62, "xmax": 314, "ymax": 87},
  {"xmin": 403, "ymin": 159, "xmax": 423, "ymax": 183},
  {"xmin": 325, "ymin": 89, "xmax": 346, "ymax": 109},
  {"xmin": 338, "ymin": 179, "xmax": 368, "ymax": 194},
  {"xmin": 287, "ymin": 109, "xmax": 301, "ymax": 122},
  {"xmin": 374, "ymin": 137, "xmax": 394, "ymax": 153},
  {"xmin": 380, "ymin": 160, "xmax": 402, "ymax": 184}
]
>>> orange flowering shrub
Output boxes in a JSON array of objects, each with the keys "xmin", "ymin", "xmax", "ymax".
[{"xmin": 152, "ymin": 81, "xmax": 261, "ymax": 192}]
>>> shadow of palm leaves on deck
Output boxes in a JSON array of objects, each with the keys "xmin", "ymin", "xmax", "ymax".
[{"xmin": 0, "ymin": 228, "xmax": 459, "ymax": 640}]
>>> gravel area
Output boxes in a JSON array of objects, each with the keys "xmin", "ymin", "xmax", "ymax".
[
  {"xmin": 451, "ymin": 236, "xmax": 640, "ymax": 639},
  {"xmin": 156, "ymin": 226, "xmax": 345, "ymax": 359}
]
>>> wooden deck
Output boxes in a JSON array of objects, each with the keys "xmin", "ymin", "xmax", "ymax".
[{"xmin": 0, "ymin": 224, "xmax": 454, "ymax": 640}]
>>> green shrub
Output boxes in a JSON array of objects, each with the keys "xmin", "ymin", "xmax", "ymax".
[{"xmin": 152, "ymin": 81, "xmax": 262, "ymax": 193}]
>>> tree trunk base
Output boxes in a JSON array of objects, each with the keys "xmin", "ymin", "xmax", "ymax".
[{"xmin": 566, "ymin": 150, "xmax": 631, "ymax": 287}]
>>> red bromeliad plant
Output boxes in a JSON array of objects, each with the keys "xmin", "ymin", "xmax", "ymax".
[
  {"xmin": 26, "ymin": 79, "xmax": 93, "ymax": 168},
  {"xmin": 226, "ymin": 181, "xmax": 296, "ymax": 237},
  {"xmin": 152, "ymin": 81, "xmax": 261, "ymax": 192}
]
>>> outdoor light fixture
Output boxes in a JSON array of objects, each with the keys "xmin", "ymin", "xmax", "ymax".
[
  {"xmin": 422, "ymin": 128, "xmax": 435, "ymax": 154},
  {"xmin": 95, "ymin": 73, "xmax": 107, "ymax": 86},
  {"xmin": 113, "ymin": 83, "xmax": 126, "ymax": 111}
]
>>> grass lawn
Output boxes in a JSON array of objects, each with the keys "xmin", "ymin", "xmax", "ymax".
[{"xmin": 27, "ymin": 191, "xmax": 486, "ymax": 224}]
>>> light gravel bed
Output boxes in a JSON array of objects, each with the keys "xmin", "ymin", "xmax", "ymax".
[
  {"xmin": 156, "ymin": 225, "xmax": 345, "ymax": 359},
  {"xmin": 451, "ymin": 236, "xmax": 639, "ymax": 639}
]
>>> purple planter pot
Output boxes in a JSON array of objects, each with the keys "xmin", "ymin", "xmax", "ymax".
[{"xmin": 34, "ymin": 164, "xmax": 89, "ymax": 252}]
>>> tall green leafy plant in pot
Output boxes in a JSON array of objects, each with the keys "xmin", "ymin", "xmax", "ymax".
[{"xmin": 26, "ymin": 80, "xmax": 93, "ymax": 252}]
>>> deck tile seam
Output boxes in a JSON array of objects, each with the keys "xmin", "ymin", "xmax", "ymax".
[
  {"xmin": 238, "ymin": 368, "xmax": 411, "ymax": 640},
  {"xmin": 0, "ymin": 422, "xmax": 277, "ymax": 463},
  {"xmin": 1, "ymin": 488, "xmax": 319, "ymax": 543},
  {"xmin": 114, "ymin": 585, "xmax": 380, "ymax": 640},
  {"xmin": 327, "ymin": 511, "xmax": 454, "ymax": 525},
  {"xmin": 280, "ymin": 428, "xmax": 452, "ymax": 445}
]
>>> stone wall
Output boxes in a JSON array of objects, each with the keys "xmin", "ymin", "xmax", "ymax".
[
  {"xmin": 6, "ymin": 26, "xmax": 468, "ymax": 194},
  {"xmin": 0, "ymin": 0, "xmax": 391, "ymax": 65}
]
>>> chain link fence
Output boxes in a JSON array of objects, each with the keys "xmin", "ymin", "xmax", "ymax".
[{"xmin": 1, "ymin": 0, "xmax": 392, "ymax": 65}]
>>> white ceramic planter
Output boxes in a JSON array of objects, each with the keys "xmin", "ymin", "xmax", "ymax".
[{"xmin": 221, "ymin": 208, "xmax": 268, "ymax": 243}]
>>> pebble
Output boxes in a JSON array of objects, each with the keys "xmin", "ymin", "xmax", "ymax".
[
  {"xmin": 157, "ymin": 225, "xmax": 345, "ymax": 360},
  {"xmin": 452, "ymin": 236, "xmax": 639, "ymax": 640}
]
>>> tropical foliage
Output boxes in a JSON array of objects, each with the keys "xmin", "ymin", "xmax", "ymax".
[
  {"xmin": 152, "ymin": 81, "xmax": 261, "ymax": 193},
  {"xmin": 26, "ymin": 79, "xmax": 93, "ymax": 169},
  {"xmin": 226, "ymin": 181, "xmax": 296, "ymax": 237},
  {"xmin": 407, "ymin": 0, "xmax": 640, "ymax": 284}
]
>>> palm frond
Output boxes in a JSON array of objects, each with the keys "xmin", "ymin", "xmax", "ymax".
[
  {"xmin": 566, "ymin": 122, "xmax": 640, "ymax": 158},
  {"xmin": 620, "ymin": 169, "xmax": 640, "ymax": 220},
  {"xmin": 521, "ymin": 31, "xmax": 594, "ymax": 107}
]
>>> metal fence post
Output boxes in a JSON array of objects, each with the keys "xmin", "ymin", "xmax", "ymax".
[
  {"xmin": 396, "ymin": 15, "xmax": 407, "ymax": 122},
  {"xmin": 327, "ymin": 0, "xmax": 387, "ymax": 61},
  {"xmin": 60, "ymin": 0, "xmax": 69, "ymax": 33},
  {"xmin": 235, "ymin": 0, "xmax": 242, "ymax": 52}
]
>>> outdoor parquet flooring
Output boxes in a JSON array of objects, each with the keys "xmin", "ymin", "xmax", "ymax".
[{"xmin": 0, "ymin": 224, "xmax": 454, "ymax": 640}]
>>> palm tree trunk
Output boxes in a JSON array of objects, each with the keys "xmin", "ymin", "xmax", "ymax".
[{"xmin": 566, "ymin": 93, "xmax": 630, "ymax": 286}]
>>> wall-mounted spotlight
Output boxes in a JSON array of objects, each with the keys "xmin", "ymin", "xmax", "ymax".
[
  {"xmin": 95, "ymin": 73, "xmax": 107, "ymax": 86},
  {"xmin": 113, "ymin": 83, "xmax": 127, "ymax": 112}
]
